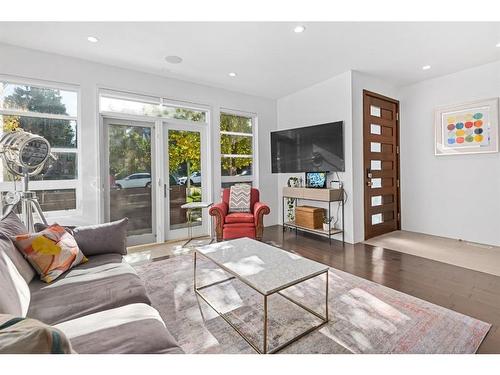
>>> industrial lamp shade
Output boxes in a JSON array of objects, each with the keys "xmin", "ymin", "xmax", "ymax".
[{"xmin": 0, "ymin": 130, "xmax": 53, "ymax": 176}]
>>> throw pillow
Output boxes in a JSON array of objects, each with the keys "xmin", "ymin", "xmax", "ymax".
[
  {"xmin": 0, "ymin": 314, "xmax": 74, "ymax": 354},
  {"xmin": 0, "ymin": 251, "xmax": 30, "ymax": 317},
  {"xmin": 72, "ymin": 218, "xmax": 129, "ymax": 256},
  {"xmin": 228, "ymin": 184, "xmax": 251, "ymax": 213},
  {"xmin": 11, "ymin": 224, "xmax": 87, "ymax": 283},
  {"xmin": 0, "ymin": 212, "xmax": 36, "ymax": 283},
  {"xmin": 34, "ymin": 222, "xmax": 75, "ymax": 235}
]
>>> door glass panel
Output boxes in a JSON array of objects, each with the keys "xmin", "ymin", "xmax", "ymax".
[
  {"xmin": 371, "ymin": 178, "xmax": 382, "ymax": 188},
  {"xmin": 371, "ymin": 196, "xmax": 382, "ymax": 206},
  {"xmin": 108, "ymin": 124, "xmax": 152, "ymax": 236},
  {"xmin": 168, "ymin": 129, "xmax": 202, "ymax": 230},
  {"xmin": 370, "ymin": 124, "xmax": 381, "ymax": 135},
  {"xmin": 371, "ymin": 160, "xmax": 381, "ymax": 170},
  {"xmin": 372, "ymin": 213, "xmax": 383, "ymax": 225},
  {"xmin": 370, "ymin": 105, "xmax": 381, "ymax": 117},
  {"xmin": 370, "ymin": 142, "xmax": 381, "ymax": 152}
]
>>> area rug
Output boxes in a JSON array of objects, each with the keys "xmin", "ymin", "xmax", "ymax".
[{"xmin": 135, "ymin": 254, "xmax": 491, "ymax": 354}]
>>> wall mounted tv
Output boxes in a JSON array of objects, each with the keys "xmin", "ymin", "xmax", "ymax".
[{"xmin": 271, "ymin": 121, "xmax": 344, "ymax": 173}]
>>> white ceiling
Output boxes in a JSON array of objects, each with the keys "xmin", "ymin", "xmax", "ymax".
[{"xmin": 0, "ymin": 22, "xmax": 499, "ymax": 99}]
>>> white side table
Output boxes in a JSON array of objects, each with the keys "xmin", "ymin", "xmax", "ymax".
[{"xmin": 181, "ymin": 201, "xmax": 213, "ymax": 247}]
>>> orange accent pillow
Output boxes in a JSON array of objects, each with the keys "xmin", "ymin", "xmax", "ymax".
[{"xmin": 12, "ymin": 224, "xmax": 87, "ymax": 283}]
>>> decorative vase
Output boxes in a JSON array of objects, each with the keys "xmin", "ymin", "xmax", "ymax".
[{"xmin": 323, "ymin": 223, "xmax": 330, "ymax": 231}]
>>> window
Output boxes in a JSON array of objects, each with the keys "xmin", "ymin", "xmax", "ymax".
[
  {"xmin": 99, "ymin": 92, "xmax": 206, "ymax": 122},
  {"xmin": 0, "ymin": 80, "xmax": 79, "ymax": 212},
  {"xmin": 220, "ymin": 112, "xmax": 255, "ymax": 187}
]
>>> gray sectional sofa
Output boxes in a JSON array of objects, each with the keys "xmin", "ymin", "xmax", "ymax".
[{"xmin": 0, "ymin": 213, "xmax": 182, "ymax": 354}]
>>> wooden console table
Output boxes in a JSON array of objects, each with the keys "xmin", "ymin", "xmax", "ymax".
[{"xmin": 282, "ymin": 187, "xmax": 344, "ymax": 244}]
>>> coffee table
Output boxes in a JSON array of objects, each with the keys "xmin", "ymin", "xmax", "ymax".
[{"xmin": 194, "ymin": 237, "xmax": 329, "ymax": 354}]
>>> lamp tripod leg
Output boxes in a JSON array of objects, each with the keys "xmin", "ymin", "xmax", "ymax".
[
  {"xmin": 0, "ymin": 204, "xmax": 16, "ymax": 221},
  {"xmin": 31, "ymin": 198, "xmax": 48, "ymax": 226}
]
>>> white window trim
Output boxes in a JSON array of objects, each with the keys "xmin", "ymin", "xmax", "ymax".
[
  {"xmin": 0, "ymin": 109, "xmax": 77, "ymax": 121},
  {"xmin": 219, "ymin": 109, "xmax": 258, "ymax": 187},
  {"xmin": 220, "ymin": 130, "xmax": 253, "ymax": 137},
  {"xmin": 0, "ymin": 76, "xmax": 82, "ymax": 214},
  {"xmin": 221, "ymin": 154, "xmax": 253, "ymax": 158}
]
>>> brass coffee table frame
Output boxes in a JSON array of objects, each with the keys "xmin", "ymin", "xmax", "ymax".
[{"xmin": 193, "ymin": 250, "xmax": 329, "ymax": 354}]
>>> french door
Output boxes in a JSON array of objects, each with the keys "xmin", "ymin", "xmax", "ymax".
[
  {"xmin": 103, "ymin": 117, "xmax": 209, "ymax": 245},
  {"xmin": 162, "ymin": 122, "xmax": 209, "ymax": 241},
  {"xmin": 363, "ymin": 90, "xmax": 401, "ymax": 240},
  {"xmin": 103, "ymin": 118, "xmax": 156, "ymax": 245}
]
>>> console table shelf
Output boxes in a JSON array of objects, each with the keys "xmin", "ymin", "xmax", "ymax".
[{"xmin": 282, "ymin": 187, "xmax": 345, "ymax": 245}]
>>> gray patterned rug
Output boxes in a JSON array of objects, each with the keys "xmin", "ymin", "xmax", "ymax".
[{"xmin": 135, "ymin": 254, "xmax": 491, "ymax": 354}]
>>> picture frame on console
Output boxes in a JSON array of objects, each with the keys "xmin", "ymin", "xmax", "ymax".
[{"xmin": 305, "ymin": 171, "xmax": 327, "ymax": 188}]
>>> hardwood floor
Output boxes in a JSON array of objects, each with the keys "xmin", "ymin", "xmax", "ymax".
[{"xmin": 262, "ymin": 225, "xmax": 500, "ymax": 353}]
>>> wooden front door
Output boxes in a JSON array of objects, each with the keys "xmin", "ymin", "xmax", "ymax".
[{"xmin": 363, "ymin": 90, "xmax": 401, "ymax": 240}]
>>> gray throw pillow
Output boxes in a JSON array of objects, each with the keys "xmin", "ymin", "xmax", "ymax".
[
  {"xmin": 0, "ymin": 212, "xmax": 35, "ymax": 283},
  {"xmin": 72, "ymin": 218, "xmax": 129, "ymax": 256}
]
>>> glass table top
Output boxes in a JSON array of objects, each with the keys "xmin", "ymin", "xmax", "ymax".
[{"xmin": 196, "ymin": 237, "xmax": 328, "ymax": 295}]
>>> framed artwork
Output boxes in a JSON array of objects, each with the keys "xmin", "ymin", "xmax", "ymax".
[{"xmin": 435, "ymin": 98, "xmax": 499, "ymax": 156}]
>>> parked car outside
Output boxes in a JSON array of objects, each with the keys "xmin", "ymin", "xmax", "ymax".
[
  {"xmin": 189, "ymin": 171, "xmax": 202, "ymax": 185},
  {"xmin": 114, "ymin": 173, "xmax": 181, "ymax": 189},
  {"xmin": 114, "ymin": 173, "xmax": 151, "ymax": 189},
  {"xmin": 178, "ymin": 171, "xmax": 202, "ymax": 186}
]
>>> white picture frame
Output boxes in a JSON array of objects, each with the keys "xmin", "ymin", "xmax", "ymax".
[{"xmin": 434, "ymin": 98, "xmax": 499, "ymax": 156}]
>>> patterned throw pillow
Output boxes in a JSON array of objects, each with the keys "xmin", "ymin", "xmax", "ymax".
[
  {"xmin": 11, "ymin": 224, "xmax": 87, "ymax": 283},
  {"xmin": 0, "ymin": 315, "xmax": 74, "ymax": 354},
  {"xmin": 229, "ymin": 184, "xmax": 251, "ymax": 213}
]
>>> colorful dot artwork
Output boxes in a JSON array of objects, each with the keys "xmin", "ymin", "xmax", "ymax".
[{"xmin": 443, "ymin": 109, "xmax": 489, "ymax": 148}]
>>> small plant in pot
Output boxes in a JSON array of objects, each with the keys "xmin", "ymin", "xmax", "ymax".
[{"xmin": 323, "ymin": 216, "xmax": 333, "ymax": 231}]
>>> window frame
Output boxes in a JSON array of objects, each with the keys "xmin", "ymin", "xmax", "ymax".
[
  {"xmin": 0, "ymin": 75, "xmax": 81, "ymax": 217},
  {"xmin": 219, "ymin": 109, "xmax": 258, "ymax": 186}
]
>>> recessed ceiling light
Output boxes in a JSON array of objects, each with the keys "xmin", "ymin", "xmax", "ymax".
[
  {"xmin": 165, "ymin": 55, "xmax": 183, "ymax": 64},
  {"xmin": 87, "ymin": 36, "xmax": 99, "ymax": 43},
  {"xmin": 422, "ymin": 65, "xmax": 431, "ymax": 70},
  {"xmin": 294, "ymin": 25, "xmax": 306, "ymax": 33},
  {"xmin": 496, "ymin": 42, "xmax": 500, "ymax": 47},
  {"xmin": 228, "ymin": 72, "xmax": 237, "ymax": 77}
]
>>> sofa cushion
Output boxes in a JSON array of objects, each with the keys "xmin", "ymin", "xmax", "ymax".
[
  {"xmin": 225, "ymin": 212, "xmax": 255, "ymax": 224},
  {"xmin": 0, "ymin": 251, "xmax": 30, "ymax": 317},
  {"xmin": 12, "ymin": 224, "xmax": 88, "ymax": 283},
  {"xmin": 73, "ymin": 218, "xmax": 128, "ymax": 256},
  {"xmin": 0, "ymin": 314, "xmax": 74, "ymax": 354},
  {"xmin": 0, "ymin": 212, "xmax": 35, "ymax": 283},
  {"xmin": 27, "ymin": 254, "xmax": 150, "ymax": 325},
  {"xmin": 54, "ymin": 303, "xmax": 183, "ymax": 354}
]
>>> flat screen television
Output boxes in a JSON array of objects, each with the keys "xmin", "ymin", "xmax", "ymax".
[{"xmin": 271, "ymin": 121, "xmax": 344, "ymax": 173}]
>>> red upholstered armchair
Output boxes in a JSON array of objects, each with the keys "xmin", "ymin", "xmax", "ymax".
[{"xmin": 209, "ymin": 188, "xmax": 270, "ymax": 241}]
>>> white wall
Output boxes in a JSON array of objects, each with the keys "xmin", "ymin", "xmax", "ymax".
[
  {"xmin": 399, "ymin": 60, "xmax": 500, "ymax": 246},
  {"xmin": 351, "ymin": 71, "xmax": 399, "ymax": 242},
  {"xmin": 0, "ymin": 43, "xmax": 279, "ymax": 229},
  {"xmin": 3, "ymin": 42, "xmax": 498, "ymax": 246},
  {"xmin": 277, "ymin": 71, "xmax": 354, "ymax": 243}
]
